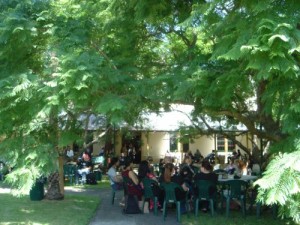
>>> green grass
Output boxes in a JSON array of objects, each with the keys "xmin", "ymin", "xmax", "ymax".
[
  {"xmin": 0, "ymin": 178, "xmax": 295, "ymax": 225},
  {"xmin": 181, "ymin": 209, "xmax": 295, "ymax": 225},
  {"xmin": 0, "ymin": 193, "xmax": 100, "ymax": 225},
  {"xmin": 0, "ymin": 179, "xmax": 106, "ymax": 225}
]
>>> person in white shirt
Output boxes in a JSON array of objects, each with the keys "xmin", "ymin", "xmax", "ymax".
[
  {"xmin": 107, "ymin": 157, "xmax": 123, "ymax": 191},
  {"xmin": 66, "ymin": 146, "xmax": 74, "ymax": 159}
]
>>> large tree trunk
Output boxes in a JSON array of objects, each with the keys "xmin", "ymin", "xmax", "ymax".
[
  {"xmin": 58, "ymin": 155, "xmax": 64, "ymax": 195},
  {"xmin": 45, "ymin": 172, "xmax": 64, "ymax": 200}
]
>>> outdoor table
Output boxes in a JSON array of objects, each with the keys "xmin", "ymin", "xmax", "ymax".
[
  {"xmin": 218, "ymin": 175, "xmax": 258, "ymax": 182},
  {"xmin": 217, "ymin": 175, "xmax": 259, "ymax": 213}
]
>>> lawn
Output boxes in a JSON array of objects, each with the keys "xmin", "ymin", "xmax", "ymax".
[
  {"xmin": 0, "ymin": 177, "xmax": 296, "ymax": 225},
  {"xmin": 181, "ymin": 208, "xmax": 295, "ymax": 225},
  {"xmin": 0, "ymin": 193, "xmax": 100, "ymax": 225},
  {"xmin": 0, "ymin": 177, "xmax": 111, "ymax": 225}
]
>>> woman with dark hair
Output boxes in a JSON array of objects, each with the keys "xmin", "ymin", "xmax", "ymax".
[
  {"xmin": 160, "ymin": 163, "xmax": 189, "ymax": 201},
  {"xmin": 138, "ymin": 160, "xmax": 157, "ymax": 182},
  {"xmin": 193, "ymin": 160, "xmax": 218, "ymax": 212},
  {"xmin": 122, "ymin": 160, "xmax": 143, "ymax": 200},
  {"xmin": 107, "ymin": 157, "xmax": 123, "ymax": 191},
  {"xmin": 138, "ymin": 160, "xmax": 161, "ymax": 211}
]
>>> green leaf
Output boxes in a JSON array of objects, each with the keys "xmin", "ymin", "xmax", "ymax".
[{"xmin": 268, "ymin": 34, "xmax": 290, "ymax": 46}]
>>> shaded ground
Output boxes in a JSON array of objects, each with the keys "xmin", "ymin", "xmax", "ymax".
[{"xmin": 65, "ymin": 187, "xmax": 179, "ymax": 225}]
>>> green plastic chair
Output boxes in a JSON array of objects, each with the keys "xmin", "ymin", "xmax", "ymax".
[
  {"xmin": 194, "ymin": 180, "xmax": 216, "ymax": 217},
  {"xmin": 110, "ymin": 181, "xmax": 124, "ymax": 205},
  {"xmin": 161, "ymin": 182, "xmax": 186, "ymax": 222},
  {"xmin": 63, "ymin": 164, "xmax": 76, "ymax": 185},
  {"xmin": 142, "ymin": 178, "xmax": 159, "ymax": 215},
  {"xmin": 111, "ymin": 188, "xmax": 116, "ymax": 205},
  {"xmin": 256, "ymin": 201, "xmax": 278, "ymax": 219},
  {"xmin": 222, "ymin": 179, "xmax": 248, "ymax": 217}
]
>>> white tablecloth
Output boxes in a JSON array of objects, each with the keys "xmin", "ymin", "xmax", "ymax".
[{"xmin": 218, "ymin": 175, "xmax": 258, "ymax": 182}]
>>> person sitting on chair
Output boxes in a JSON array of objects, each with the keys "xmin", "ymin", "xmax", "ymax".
[
  {"xmin": 107, "ymin": 157, "xmax": 123, "ymax": 191},
  {"xmin": 193, "ymin": 160, "xmax": 218, "ymax": 212},
  {"xmin": 122, "ymin": 160, "xmax": 143, "ymax": 201},
  {"xmin": 76, "ymin": 150, "xmax": 92, "ymax": 184},
  {"xmin": 160, "ymin": 163, "xmax": 189, "ymax": 200},
  {"xmin": 180, "ymin": 155, "xmax": 196, "ymax": 183}
]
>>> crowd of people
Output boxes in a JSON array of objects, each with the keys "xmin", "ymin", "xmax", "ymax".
[
  {"xmin": 63, "ymin": 144, "xmax": 255, "ymax": 214},
  {"xmin": 107, "ymin": 155, "xmax": 217, "ymax": 214},
  {"xmin": 106, "ymin": 148, "xmax": 256, "ymax": 214}
]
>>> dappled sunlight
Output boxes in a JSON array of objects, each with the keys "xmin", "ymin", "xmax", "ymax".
[
  {"xmin": 64, "ymin": 186, "xmax": 86, "ymax": 193},
  {"xmin": 0, "ymin": 187, "xmax": 11, "ymax": 194},
  {"xmin": 0, "ymin": 222, "xmax": 49, "ymax": 225},
  {"xmin": 20, "ymin": 208, "xmax": 35, "ymax": 214}
]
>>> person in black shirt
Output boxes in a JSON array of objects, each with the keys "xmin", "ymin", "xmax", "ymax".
[
  {"xmin": 193, "ymin": 160, "xmax": 218, "ymax": 212},
  {"xmin": 180, "ymin": 155, "xmax": 196, "ymax": 183},
  {"xmin": 76, "ymin": 150, "xmax": 93, "ymax": 184}
]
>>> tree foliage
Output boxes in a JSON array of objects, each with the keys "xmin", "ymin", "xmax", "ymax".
[{"xmin": 0, "ymin": 0, "xmax": 300, "ymax": 221}]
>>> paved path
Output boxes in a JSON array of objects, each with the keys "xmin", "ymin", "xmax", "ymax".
[{"xmin": 65, "ymin": 187, "xmax": 180, "ymax": 225}]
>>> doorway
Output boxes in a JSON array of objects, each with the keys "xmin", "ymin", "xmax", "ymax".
[{"xmin": 121, "ymin": 131, "xmax": 142, "ymax": 164}]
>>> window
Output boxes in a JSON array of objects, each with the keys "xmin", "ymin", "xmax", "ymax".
[{"xmin": 217, "ymin": 134, "xmax": 235, "ymax": 151}]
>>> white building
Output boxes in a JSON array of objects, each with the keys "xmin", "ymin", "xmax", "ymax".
[{"xmin": 91, "ymin": 104, "xmax": 254, "ymax": 164}]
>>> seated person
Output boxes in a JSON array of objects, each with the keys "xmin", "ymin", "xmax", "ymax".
[
  {"xmin": 138, "ymin": 160, "xmax": 161, "ymax": 211},
  {"xmin": 225, "ymin": 158, "xmax": 238, "ymax": 174},
  {"xmin": 159, "ymin": 163, "xmax": 189, "ymax": 203},
  {"xmin": 138, "ymin": 160, "xmax": 157, "ymax": 183},
  {"xmin": 193, "ymin": 160, "xmax": 218, "ymax": 212},
  {"xmin": 180, "ymin": 155, "xmax": 196, "ymax": 183},
  {"xmin": 122, "ymin": 160, "xmax": 143, "ymax": 201},
  {"xmin": 76, "ymin": 150, "xmax": 92, "ymax": 184},
  {"xmin": 237, "ymin": 160, "xmax": 248, "ymax": 176},
  {"xmin": 107, "ymin": 157, "xmax": 123, "ymax": 191}
]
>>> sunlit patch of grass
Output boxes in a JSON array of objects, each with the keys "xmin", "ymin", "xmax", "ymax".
[
  {"xmin": 0, "ymin": 193, "xmax": 100, "ymax": 225},
  {"xmin": 20, "ymin": 209, "xmax": 35, "ymax": 214},
  {"xmin": 64, "ymin": 175, "xmax": 110, "ymax": 189}
]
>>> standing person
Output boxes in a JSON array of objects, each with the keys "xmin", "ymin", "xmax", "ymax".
[
  {"xmin": 134, "ymin": 148, "xmax": 142, "ymax": 164},
  {"xmin": 194, "ymin": 149, "xmax": 203, "ymax": 163},
  {"xmin": 119, "ymin": 151, "xmax": 128, "ymax": 168},
  {"xmin": 65, "ymin": 146, "xmax": 74, "ymax": 161},
  {"xmin": 237, "ymin": 149, "xmax": 242, "ymax": 159},
  {"xmin": 193, "ymin": 160, "xmax": 218, "ymax": 212}
]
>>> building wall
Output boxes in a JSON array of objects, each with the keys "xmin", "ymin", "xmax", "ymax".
[
  {"xmin": 92, "ymin": 130, "xmax": 253, "ymax": 164},
  {"xmin": 141, "ymin": 132, "xmax": 171, "ymax": 162},
  {"xmin": 189, "ymin": 135, "xmax": 215, "ymax": 158}
]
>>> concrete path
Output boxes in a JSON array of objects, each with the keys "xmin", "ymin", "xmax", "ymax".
[{"xmin": 65, "ymin": 187, "xmax": 180, "ymax": 225}]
